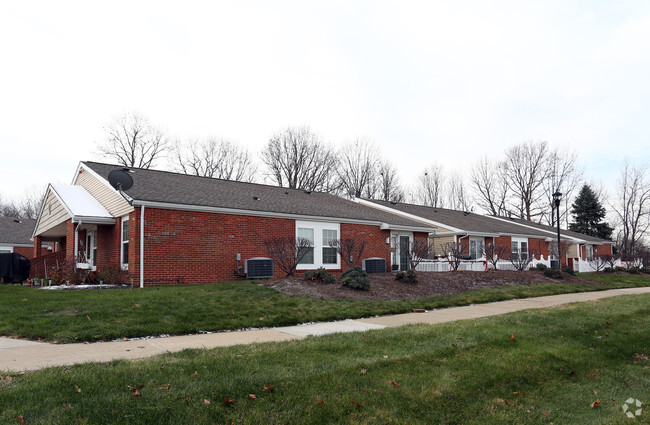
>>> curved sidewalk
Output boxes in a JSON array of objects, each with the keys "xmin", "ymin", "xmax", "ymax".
[{"xmin": 2, "ymin": 287, "xmax": 649, "ymax": 373}]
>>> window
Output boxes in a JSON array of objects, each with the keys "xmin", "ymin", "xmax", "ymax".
[
  {"xmin": 511, "ymin": 238, "xmax": 528, "ymax": 260},
  {"xmin": 586, "ymin": 245, "xmax": 594, "ymax": 260},
  {"xmin": 297, "ymin": 227, "xmax": 314, "ymax": 265},
  {"xmin": 121, "ymin": 216, "xmax": 129, "ymax": 270},
  {"xmin": 295, "ymin": 221, "xmax": 340, "ymax": 269},
  {"xmin": 469, "ymin": 238, "xmax": 484, "ymax": 260},
  {"xmin": 322, "ymin": 229, "xmax": 338, "ymax": 264},
  {"xmin": 0, "ymin": 247, "xmax": 12, "ymax": 253}
]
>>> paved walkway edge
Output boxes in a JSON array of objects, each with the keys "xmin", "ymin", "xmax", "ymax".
[{"xmin": 1, "ymin": 287, "xmax": 649, "ymax": 373}]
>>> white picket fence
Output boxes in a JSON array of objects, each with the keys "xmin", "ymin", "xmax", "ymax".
[{"xmin": 415, "ymin": 254, "xmax": 625, "ymax": 273}]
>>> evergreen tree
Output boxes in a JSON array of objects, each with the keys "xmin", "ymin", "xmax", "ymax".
[{"xmin": 568, "ymin": 184, "xmax": 614, "ymax": 239}]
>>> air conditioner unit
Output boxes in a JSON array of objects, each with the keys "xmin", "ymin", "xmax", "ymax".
[
  {"xmin": 245, "ymin": 257, "xmax": 274, "ymax": 279},
  {"xmin": 362, "ymin": 257, "xmax": 386, "ymax": 274}
]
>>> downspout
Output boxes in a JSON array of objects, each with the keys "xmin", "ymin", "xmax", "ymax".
[
  {"xmin": 140, "ymin": 205, "xmax": 145, "ymax": 288},
  {"xmin": 74, "ymin": 220, "xmax": 82, "ymax": 264}
]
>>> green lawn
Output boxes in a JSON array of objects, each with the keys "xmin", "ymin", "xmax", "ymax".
[
  {"xmin": 1, "ymin": 274, "xmax": 649, "ymax": 343},
  {"xmin": 1, "ymin": 294, "xmax": 648, "ymax": 424}
]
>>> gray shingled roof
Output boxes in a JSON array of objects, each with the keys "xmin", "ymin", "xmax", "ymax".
[
  {"xmin": 367, "ymin": 200, "xmax": 555, "ymax": 238},
  {"xmin": 494, "ymin": 216, "xmax": 611, "ymax": 243},
  {"xmin": 0, "ymin": 217, "xmax": 36, "ymax": 245},
  {"xmin": 82, "ymin": 162, "xmax": 434, "ymax": 230}
]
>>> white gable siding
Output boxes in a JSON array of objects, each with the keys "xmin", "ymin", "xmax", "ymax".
[
  {"xmin": 34, "ymin": 190, "xmax": 69, "ymax": 235},
  {"xmin": 76, "ymin": 168, "xmax": 133, "ymax": 217}
]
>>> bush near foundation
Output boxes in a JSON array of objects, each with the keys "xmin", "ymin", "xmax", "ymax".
[{"xmin": 340, "ymin": 266, "xmax": 370, "ymax": 291}]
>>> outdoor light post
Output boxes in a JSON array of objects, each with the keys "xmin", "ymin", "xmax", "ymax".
[{"xmin": 552, "ymin": 192, "xmax": 562, "ymax": 270}]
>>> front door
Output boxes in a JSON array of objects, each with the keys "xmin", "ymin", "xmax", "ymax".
[{"xmin": 399, "ymin": 236, "xmax": 410, "ymax": 271}]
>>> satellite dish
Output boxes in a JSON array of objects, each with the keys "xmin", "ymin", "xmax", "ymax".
[
  {"xmin": 347, "ymin": 187, "xmax": 356, "ymax": 198},
  {"xmin": 108, "ymin": 169, "xmax": 134, "ymax": 191}
]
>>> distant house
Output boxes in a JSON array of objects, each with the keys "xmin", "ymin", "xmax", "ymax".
[
  {"xmin": 358, "ymin": 199, "xmax": 613, "ymax": 269},
  {"xmin": 0, "ymin": 217, "xmax": 49, "ymax": 258},
  {"xmin": 31, "ymin": 161, "xmax": 435, "ymax": 286}
]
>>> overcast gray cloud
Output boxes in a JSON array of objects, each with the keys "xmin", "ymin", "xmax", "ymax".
[{"xmin": 1, "ymin": 1, "xmax": 649, "ymax": 204}]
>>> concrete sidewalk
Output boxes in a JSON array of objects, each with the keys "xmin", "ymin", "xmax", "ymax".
[{"xmin": 2, "ymin": 287, "xmax": 649, "ymax": 373}]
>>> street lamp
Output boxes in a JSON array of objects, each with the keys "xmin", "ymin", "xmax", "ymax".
[{"xmin": 552, "ymin": 192, "xmax": 562, "ymax": 270}]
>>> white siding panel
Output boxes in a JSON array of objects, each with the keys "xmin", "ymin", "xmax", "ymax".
[
  {"xmin": 76, "ymin": 170, "xmax": 133, "ymax": 217},
  {"xmin": 34, "ymin": 191, "xmax": 69, "ymax": 235}
]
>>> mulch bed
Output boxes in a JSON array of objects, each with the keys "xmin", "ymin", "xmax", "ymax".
[{"xmin": 258, "ymin": 270, "xmax": 603, "ymax": 301}]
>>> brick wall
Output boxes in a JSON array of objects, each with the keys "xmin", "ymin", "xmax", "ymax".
[
  {"xmin": 29, "ymin": 251, "xmax": 66, "ymax": 278},
  {"xmin": 340, "ymin": 223, "xmax": 391, "ymax": 272},
  {"xmin": 528, "ymin": 238, "xmax": 549, "ymax": 258},
  {"xmin": 594, "ymin": 243, "xmax": 612, "ymax": 257},
  {"xmin": 133, "ymin": 208, "xmax": 296, "ymax": 285}
]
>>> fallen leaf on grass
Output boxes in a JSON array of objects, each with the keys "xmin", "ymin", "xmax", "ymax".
[
  {"xmin": 75, "ymin": 385, "xmax": 82, "ymax": 393},
  {"xmin": 317, "ymin": 399, "xmax": 325, "ymax": 406},
  {"xmin": 389, "ymin": 380, "xmax": 400, "ymax": 387},
  {"xmin": 263, "ymin": 384, "xmax": 275, "ymax": 392},
  {"xmin": 248, "ymin": 394, "xmax": 257, "ymax": 400},
  {"xmin": 86, "ymin": 315, "xmax": 91, "ymax": 322},
  {"xmin": 509, "ymin": 334, "xmax": 516, "ymax": 342},
  {"xmin": 16, "ymin": 416, "xmax": 26, "ymax": 425},
  {"xmin": 203, "ymin": 399, "xmax": 211, "ymax": 405},
  {"xmin": 512, "ymin": 391, "xmax": 523, "ymax": 396},
  {"xmin": 182, "ymin": 396, "xmax": 193, "ymax": 403},
  {"xmin": 542, "ymin": 411, "xmax": 548, "ymax": 417},
  {"xmin": 159, "ymin": 384, "xmax": 170, "ymax": 390},
  {"xmin": 113, "ymin": 409, "xmax": 121, "ymax": 414},
  {"xmin": 350, "ymin": 400, "xmax": 362, "ymax": 408},
  {"xmin": 587, "ymin": 374, "xmax": 598, "ymax": 380},
  {"xmin": 224, "ymin": 397, "xmax": 237, "ymax": 407},
  {"xmin": 590, "ymin": 399, "xmax": 600, "ymax": 408},
  {"xmin": 192, "ymin": 371, "xmax": 198, "ymax": 378},
  {"xmin": 360, "ymin": 368, "xmax": 367, "ymax": 374},
  {"xmin": 21, "ymin": 299, "xmax": 28, "ymax": 302}
]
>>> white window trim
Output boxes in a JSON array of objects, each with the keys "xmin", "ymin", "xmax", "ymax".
[
  {"xmin": 121, "ymin": 215, "xmax": 129, "ymax": 270},
  {"xmin": 390, "ymin": 231, "xmax": 414, "ymax": 271},
  {"xmin": 296, "ymin": 221, "xmax": 341, "ymax": 270},
  {"xmin": 511, "ymin": 237, "xmax": 529, "ymax": 259},
  {"xmin": 469, "ymin": 237, "xmax": 484, "ymax": 260},
  {"xmin": 0, "ymin": 246, "xmax": 13, "ymax": 253}
]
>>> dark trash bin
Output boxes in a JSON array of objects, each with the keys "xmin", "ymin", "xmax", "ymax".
[{"xmin": 0, "ymin": 253, "xmax": 31, "ymax": 283}]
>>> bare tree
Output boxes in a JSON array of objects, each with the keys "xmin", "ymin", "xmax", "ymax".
[
  {"xmin": 97, "ymin": 112, "xmax": 169, "ymax": 169},
  {"xmin": 549, "ymin": 240, "xmax": 571, "ymax": 266},
  {"xmin": 328, "ymin": 239, "xmax": 367, "ymax": 268},
  {"xmin": 539, "ymin": 147, "xmax": 583, "ymax": 227},
  {"xmin": 337, "ymin": 138, "xmax": 380, "ymax": 198},
  {"xmin": 471, "ymin": 157, "xmax": 509, "ymax": 216},
  {"xmin": 416, "ymin": 164, "xmax": 445, "ymax": 208},
  {"xmin": 376, "ymin": 161, "xmax": 405, "ymax": 202},
  {"xmin": 173, "ymin": 137, "xmax": 256, "ymax": 182},
  {"xmin": 447, "ymin": 171, "xmax": 471, "ymax": 211},
  {"xmin": 588, "ymin": 255, "xmax": 608, "ymax": 272},
  {"xmin": 408, "ymin": 239, "xmax": 431, "ymax": 270},
  {"xmin": 262, "ymin": 126, "xmax": 339, "ymax": 192},
  {"xmin": 264, "ymin": 236, "xmax": 313, "ymax": 276},
  {"xmin": 442, "ymin": 241, "xmax": 468, "ymax": 271},
  {"xmin": 509, "ymin": 249, "xmax": 536, "ymax": 271},
  {"xmin": 484, "ymin": 242, "xmax": 509, "ymax": 270},
  {"xmin": 502, "ymin": 141, "xmax": 551, "ymax": 221},
  {"xmin": 0, "ymin": 188, "xmax": 45, "ymax": 219},
  {"xmin": 611, "ymin": 161, "xmax": 650, "ymax": 260}
]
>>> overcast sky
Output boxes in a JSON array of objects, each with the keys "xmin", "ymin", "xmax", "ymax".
[{"xmin": 1, "ymin": 1, "xmax": 649, "ymax": 206}]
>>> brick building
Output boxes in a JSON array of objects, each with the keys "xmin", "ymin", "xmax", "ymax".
[{"xmin": 31, "ymin": 162, "xmax": 434, "ymax": 286}]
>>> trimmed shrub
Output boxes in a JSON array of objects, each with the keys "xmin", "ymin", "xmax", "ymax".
[
  {"xmin": 535, "ymin": 263, "xmax": 548, "ymax": 271},
  {"xmin": 604, "ymin": 267, "xmax": 616, "ymax": 273},
  {"xmin": 304, "ymin": 267, "xmax": 335, "ymax": 284},
  {"xmin": 626, "ymin": 267, "xmax": 641, "ymax": 274},
  {"xmin": 543, "ymin": 268, "xmax": 564, "ymax": 279},
  {"xmin": 395, "ymin": 269, "xmax": 418, "ymax": 284},
  {"xmin": 562, "ymin": 267, "xmax": 575, "ymax": 276},
  {"xmin": 341, "ymin": 266, "xmax": 370, "ymax": 291}
]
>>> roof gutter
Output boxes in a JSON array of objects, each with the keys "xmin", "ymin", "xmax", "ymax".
[{"xmin": 132, "ymin": 200, "xmax": 434, "ymax": 231}]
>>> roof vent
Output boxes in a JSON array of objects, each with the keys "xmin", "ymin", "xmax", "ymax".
[
  {"xmin": 390, "ymin": 201, "xmax": 398, "ymax": 205},
  {"xmin": 253, "ymin": 196, "xmax": 260, "ymax": 201},
  {"xmin": 285, "ymin": 191, "xmax": 289, "ymax": 195},
  {"xmin": 13, "ymin": 219, "xmax": 21, "ymax": 223},
  {"xmin": 303, "ymin": 190, "xmax": 312, "ymax": 194}
]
